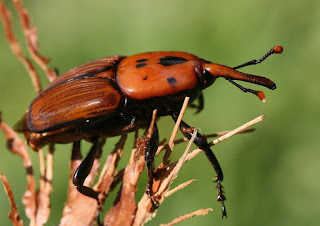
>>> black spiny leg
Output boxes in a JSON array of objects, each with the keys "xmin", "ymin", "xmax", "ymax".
[
  {"xmin": 73, "ymin": 138, "xmax": 100, "ymax": 200},
  {"xmin": 172, "ymin": 113, "xmax": 227, "ymax": 218},
  {"xmin": 144, "ymin": 122, "xmax": 159, "ymax": 210}
]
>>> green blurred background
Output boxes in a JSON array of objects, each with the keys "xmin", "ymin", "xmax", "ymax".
[{"xmin": 1, "ymin": 0, "xmax": 319, "ymax": 225}]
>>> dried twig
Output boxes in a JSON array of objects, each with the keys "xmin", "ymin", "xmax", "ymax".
[
  {"xmin": 133, "ymin": 127, "xmax": 198, "ymax": 225},
  {"xmin": 160, "ymin": 208, "xmax": 213, "ymax": 226},
  {"xmin": 185, "ymin": 115, "xmax": 265, "ymax": 163},
  {"xmin": 12, "ymin": 0, "xmax": 57, "ymax": 82},
  {"xmin": 0, "ymin": 0, "xmax": 41, "ymax": 93},
  {"xmin": 0, "ymin": 172, "xmax": 23, "ymax": 226},
  {"xmin": 0, "ymin": 114, "xmax": 37, "ymax": 224}
]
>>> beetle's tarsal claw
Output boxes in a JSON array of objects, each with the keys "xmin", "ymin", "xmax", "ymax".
[{"xmin": 215, "ymin": 180, "xmax": 227, "ymax": 218}]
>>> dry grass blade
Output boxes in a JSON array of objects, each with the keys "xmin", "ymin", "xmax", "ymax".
[
  {"xmin": 168, "ymin": 97, "xmax": 190, "ymax": 149},
  {"xmin": 209, "ymin": 115, "xmax": 265, "ymax": 146},
  {"xmin": 164, "ymin": 179, "xmax": 197, "ymax": 198},
  {"xmin": 0, "ymin": 172, "xmax": 23, "ymax": 226},
  {"xmin": 162, "ymin": 97, "xmax": 190, "ymax": 167},
  {"xmin": 160, "ymin": 208, "xmax": 213, "ymax": 226},
  {"xmin": 185, "ymin": 115, "xmax": 265, "ymax": 163}
]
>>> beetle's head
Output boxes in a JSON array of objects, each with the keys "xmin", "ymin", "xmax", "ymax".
[{"xmin": 201, "ymin": 45, "xmax": 283, "ymax": 102}]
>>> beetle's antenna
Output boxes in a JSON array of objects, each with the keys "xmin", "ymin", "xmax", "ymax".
[
  {"xmin": 225, "ymin": 78, "xmax": 266, "ymax": 102},
  {"xmin": 233, "ymin": 45, "xmax": 283, "ymax": 70},
  {"xmin": 226, "ymin": 45, "xmax": 283, "ymax": 101}
]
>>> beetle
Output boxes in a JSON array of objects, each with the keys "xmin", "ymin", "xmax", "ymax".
[{"xmin": 16, "ymin": 45, "xmax": 283, "ymax": 218}]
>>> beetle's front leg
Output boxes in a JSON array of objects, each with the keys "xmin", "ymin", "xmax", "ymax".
[
  {"xmin": 73, "ymin": 138, "xmax": 100, "ymax": 200},
  {"xmin": 172, "ymin": 113, "xmax": 227, "ymax": 218},
  {"xmin": 142, "ymin": 122, "xmax": 159, "ymax": 209}
]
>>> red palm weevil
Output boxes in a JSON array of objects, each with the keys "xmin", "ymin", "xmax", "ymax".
[{"xmin": 16, "ymin": 45, "xmax": 283, "ymax": 218}]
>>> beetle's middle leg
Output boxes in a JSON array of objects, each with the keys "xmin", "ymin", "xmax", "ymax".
[
  {"xmin": 171, "ymin": 112, "xmax": 227, "ymax": 218},
  {"xmin": 141, "ymin": 122, "xmax": 159, "ymax": 209},
  {"xmin": 73, "ymin": 137, "xmax": 100, "ymax": 200}
]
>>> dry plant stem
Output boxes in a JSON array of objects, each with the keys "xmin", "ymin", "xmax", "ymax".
[
  {"xmin": 160, "ymin": 208, "xmax": 213, "ymax": 226},
  {"xmin": 168, "ymin": 97, "xmax": 190, "ymax": 149},
  {"xmin": 209, "ymin": 115, "xmax": 265, "ymax": 146},
  {"xmin": 147, "ymin": 109, "xmax": 158, "ymax": 138},
  {"xmin": 34, "ymin": 145, "xmax": 54, "ymax": 225},
  {"xmin": 60, "ymin": 140, "xmax": 105, "ymax": 226},
  {"xmin": 0, "ymin": 172, "xmax": 23, "ymax": 226},
  {"xmin": 61, "ymin": 137, "xmax": 127, "ymax": 226},
  {"xmin": 12, "ymin": 0, "xmax": 57, "ymax": 82},
  {"xmin": 167, "ymin": 128, "xmax": 255, "ymax": 148},
  {"xmin": 158, "ymin": 128, "xmax": 197, "ymax": 193},
  {"xmin": 164, "ymin": 179, "xmax": 197, "ymax": 198},
  {"xmin": 133, "ymin": 128, "xmax": 198, "ymax": 225},
  {"xmin": 162, "ymin": 97, "xmax": 190, "ymax": 166},
  {"xmin": 94, "ymin": 135, "xmax": 127, "ymax": 194},
  {"xmin": 185, "ymin": 115, "xmax": 265, "ymax": 163},
  {"xmin": 0, "ymin": 116, "xmax": 37, "ymax": 224},
  {"xmin": 0, "ymin": 0, "xmax": 41, "ymax": 93},
  {"xmin": 104, "ymin": 110, "xmax": 158, "ymax": 226}
]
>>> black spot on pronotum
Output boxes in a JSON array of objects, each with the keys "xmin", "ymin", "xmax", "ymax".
[
  {"xmin": 136, "ymin": 59, "xmax": 148, "ymax": 63},
  {"xmin": 158, "ymin": 56, "xmax": 188, "ymax": 66},
  {"xmin": 143, "ymin": 76, "xmax": 148, "ymax": 80},
  {"xmin": 167, "ymin": 77, "xmax": 177, "ymax": 84},
  {"xmin": 136, "ymin": 63, "xmax": 147, "ymax": 68}
]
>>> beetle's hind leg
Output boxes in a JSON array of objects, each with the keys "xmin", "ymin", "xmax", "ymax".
[
  {"xmin": 171, "ymin": 112, "xmax": 227, "ymax": 218},
  {"xmin": 73, "ymin": 138, "xmax": 100, "ymax": 200}
]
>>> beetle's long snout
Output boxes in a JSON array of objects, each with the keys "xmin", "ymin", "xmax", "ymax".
[
  {"xmin": 204, "ymin": 63, "xmax": 276, "ymax": 90},
  {"xmin": 202, "ymin": 45, "xmax": 283, "ymax": 102}
]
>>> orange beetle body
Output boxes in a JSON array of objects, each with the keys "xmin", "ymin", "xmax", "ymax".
[
  {"xmin": 17, "ymin": 46, "xmax": 283, "ymax": 218},
  {"xmin": 22, "ymin": 52, "xmax": 215, "ymax": 148}
]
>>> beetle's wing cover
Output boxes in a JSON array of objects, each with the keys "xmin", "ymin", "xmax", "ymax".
[
  {"xmin": 28, "ymin": 77, "xmax": 123, "ymax": 132},
  {"xmin": 46, "ymin": 55, "xmax": 125, "ymax": 89}
]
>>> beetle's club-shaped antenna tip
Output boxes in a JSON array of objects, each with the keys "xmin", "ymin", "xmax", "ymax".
[{"xmin": 203, "ymin": 45, "xmax": 283, "ymax": 102}]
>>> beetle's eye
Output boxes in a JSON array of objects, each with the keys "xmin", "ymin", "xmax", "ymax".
[{"xmin": 201, "ymin": 69, "xmax": 216, "ymax": 88}]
